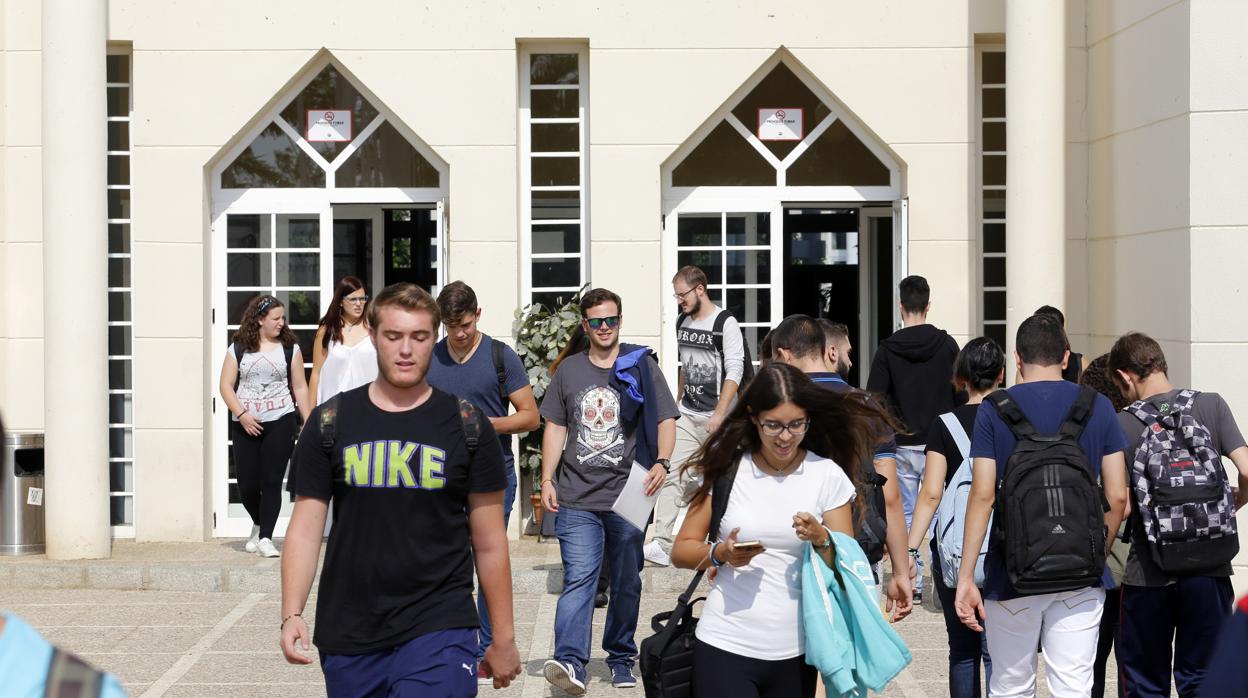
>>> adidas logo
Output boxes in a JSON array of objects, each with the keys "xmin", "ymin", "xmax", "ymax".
[{"xmin": 1051, "ymin": 524, "xmax": 1067, "ymax": 534}]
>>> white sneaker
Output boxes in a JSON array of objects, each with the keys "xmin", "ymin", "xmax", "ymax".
[
  {"xmin": 257, "ymin": 538, "xmax": 280, "ymax": 558},
  {"xmin": 643, "ymin": 540, "xmax": 671, "ymax": 567},
  {"xmin": 244, "ymin": 526, "xmax": 260, "ymax": 554},
  {"xmin": 543, "ymin": 659, "xmax": 586, "ymax": 695}
]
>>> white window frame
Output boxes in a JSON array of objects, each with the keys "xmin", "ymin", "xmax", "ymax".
[
  {"xmin": 206, "ymin": 52, "xmax": 450, "ymax": 537},
  {"xmin": 107, "ymin": 47, "xmax": 135, "ymax": 539},
  {"xmin": 518, "ymin": 43, "xmax": 590, "ymax": 308},
  {"xmin": 660, "ymin": 51, "xmax": 903, "ymax": 380}
]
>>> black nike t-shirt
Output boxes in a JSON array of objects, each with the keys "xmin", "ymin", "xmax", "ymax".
[{"xmin": 289, "ymin": 384, "xmax": 507, "ymax": 655}]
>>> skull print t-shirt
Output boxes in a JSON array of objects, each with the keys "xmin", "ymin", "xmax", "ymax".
[{"xmin": 541, "ymin": 351, "xmax": 680, "ymax": 511}]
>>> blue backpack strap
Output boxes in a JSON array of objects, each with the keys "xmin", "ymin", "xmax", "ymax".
[{"xmin": 939, "ymin": 412, "xmax": 971, "ymax": 462}]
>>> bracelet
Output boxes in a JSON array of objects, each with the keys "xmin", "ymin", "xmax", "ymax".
[
  {"xmin": 236, "ymin": 408, "xmax": 249, "ymax": 418},
  {"xmin": 707, "ymin": 542, "xmax": 725, "ymax": 567},
  {"xmin": 907, "ymin": 547, "xmax": 921, "ymax": 558},
  {"xmin": 816, "ymin": 525, "xmax": 834, "ymax": 549},
  {"xmin": 281, "ymin": 612, "xmax": 301, "ymax": 630},
  {"xmin": 541, "ymin": 479, "xmax": 554, "ymax": 486}
]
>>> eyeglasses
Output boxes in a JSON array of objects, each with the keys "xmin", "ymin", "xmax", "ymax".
[
  {"xmin": 584, "ymin": 315, "xmax": 621, "ymax": 330},
  {"xmin": 672, "ymin": 287, "xmax": 698, "ymax": 301},
  {"xmin": 344, "ymin": 295, "xmax": 370, "ymax": 305},
  {"xmin": 756, "ymin": 419, "xmax": 810, "ymax": 437}
]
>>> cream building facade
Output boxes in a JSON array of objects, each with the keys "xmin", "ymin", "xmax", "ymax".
[{"xmin": 1, "ymin": 0, "xmax": 1245, "ymax": 583}]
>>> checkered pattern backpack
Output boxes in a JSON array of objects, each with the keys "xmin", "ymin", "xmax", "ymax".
[{"xmin": 1126, "ymin": 390, "xmax": 1239, "ymax": 573}]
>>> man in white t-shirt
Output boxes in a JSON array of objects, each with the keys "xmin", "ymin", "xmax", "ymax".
[{"xmin": 645, "ymin": 265, "xmax": 747, "ymax": 567}]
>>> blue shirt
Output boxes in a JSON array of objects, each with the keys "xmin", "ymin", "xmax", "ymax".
[
  {"xmin": 0, "ymin": 614, "xmax": 127, "ymax": 698},
  {"xmin": 809, "ymin": 372, "xmax": 898, "ymax": 460},
  {"xmin": 969, "ymin": 380, "xmax": 1126, "ymax": 600},
  {"xmin": 427, "ymin": 334, "xmax": 529, "ymax": 467}
]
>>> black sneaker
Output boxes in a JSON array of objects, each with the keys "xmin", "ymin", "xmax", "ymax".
[{"xmin": 595, "ymin": 591, "xmax": 609, "ymax": 608}]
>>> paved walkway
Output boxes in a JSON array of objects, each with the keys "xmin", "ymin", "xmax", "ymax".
[{"xmin": 0, "ymin": 539, "xmax": 1116, "ymax": 696}]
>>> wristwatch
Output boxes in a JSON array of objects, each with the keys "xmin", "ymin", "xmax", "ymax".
[{"xmin": 656, "ymin": 458, "xmax": 671, "ymax": 473}]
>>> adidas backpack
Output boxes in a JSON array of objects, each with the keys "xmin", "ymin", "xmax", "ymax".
[
  {"xmin": 1125, "ymin": 390, "xmax": 1239, "ymax": 573},
  {"xmin": 988, "ymin": 386, "xmax": 1108, "ymax": 594},
  {"xmin": 934, "ymin": 412, "xmax": 990, "ymax": 588}
]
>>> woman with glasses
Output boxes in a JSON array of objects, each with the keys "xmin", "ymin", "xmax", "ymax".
[
  {"xmin": 218, "ymin": 294, "xmax": 310, "ymax": 558},
  {"xmin": 671, "ymin": 362, "xmax": 901, "ymax": 698},
  {"xmin": 308, "ymin": 276, "xmax": 378, "ymax": 405}
]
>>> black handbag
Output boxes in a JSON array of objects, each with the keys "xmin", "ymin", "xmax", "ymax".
[{"xmin": 639, "ymin": 463, "xmax": 738, "ymax": 697}]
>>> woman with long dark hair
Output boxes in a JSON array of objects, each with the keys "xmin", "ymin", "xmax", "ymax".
[
  {"xmin": 218, "ymin": 295, "xmax": 310, "ymax": 558},
  {"xmin": 308, "ymin": 276, "xmax": 377, "ymax": 404},
  {"xmin": 671, "ymin": 362, "xmax": 900, "ymax": 698},
  {"xmin": 905, "ymin": 336, "xmax": 1004, "ymax": 698}
]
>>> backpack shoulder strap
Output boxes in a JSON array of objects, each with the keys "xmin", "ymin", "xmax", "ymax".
[
  {"xmin": 491, "ymin": 340, "xmax": 508, "ymax": 406},
  {"xmin": 939, "ymin": 412, "xmax": 971, "ymax": 461},
  {"xmin": 674, "ymin": 312, "xmax": 689, "ymax": 337},
  {"xmin": 986, "ymin": 389, "xmax": 1037, "ymax": 439},
  {"xmin": 1125, "ymin": 398, "xmax": 1160, "ymax": 424},
  {"xmin": 319, "ymin": 393, "xmax": 341, "ymax": 454},
  {"xmin": 284, "ymin": 342, "xmax": 296, "ymax": 398},
  {"xmin": 458, "ymin": 397, "xmax": 482, "ymax": 457},
  {"xmin": 232, "ymin": 341, "xmax": 244, "ymax": 363},
  {"xmin": 1174, "ymin": 389, "xmax": 1199, "ymax": 414},
  {"xmin": 677, "ymin": 459, "xmax": 740, "ymax": 604},
  {"xmin": 1058, "ymin": 385, "xmax": 1098, "ymax": 440},
  {"xmin": 45, "ymin": 647, "xmax": 104, "ymax": 698}
]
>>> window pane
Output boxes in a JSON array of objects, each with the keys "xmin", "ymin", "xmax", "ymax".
[
  {"xmin": 108, "ymin": 189, "xmax": 130, "ymax": 219},
  {"xmin": 106, "ymin": 55, "xmax": 131, "ymax": 83},
  {"xmin": 677, "ymin": 214, "xmax": 722, "ymax": 247},
  {"xmin": 293, "ymin": 329, "xmax": 317, "ymax": 367},
  {"xmin": 983, "ymin": 52, "xmax": 1006, "ymax": 85},
  {"xmin": 983, "ymin": 256, "xmax": 1006, "ymax": 288},
  {"xmin": 531, "ymin": 156, "xmax": 579, "ymax": 187},
  {"xmin": 107, "ymin": 87, "xmax": 129, "ymax": 117},
  {"xmin": 333, "ymin": 219, "xmax": 373, "ymax": 283},
  {"xmin": 984, "ymin": 291, "xmax": 1006, "ymax": 321},
  {"xmin": 789, "ymin": 231, "xmax": 859, "ymax": 266},
  {"xmin": 532, "ymin": 224, "xmax": 581, "ymax": 254},
  {"xmin": 531, "ymin": 54, "xmax": 579, "ymax": 85},
  {"xmin": 108, "ymin": 122, "xmax": 129, "ymax": 151},
  {"xmin": 677, "ymin": 250, "xmax": 722, "ymax": 284},
  {"xmin": 110, "ymin": 495, "xmax": 133, "ymax": 526},
  {"xmin": 532, "ymin": 123, "xmax": 579, "ymax": 152},
  {"xmin": 336, "ymin": 121, "xmax": 440, "ymax": 188},
  {"xmin": 109, "ymin": 360, "xmax": 132, "ymax": 391},
  {"xmin": 725, "ymin": 288, "xmax": 772, "ymax": 325},
  {"xmin": 277, "ymin": 290, "xmax": 321, "ymax": 326},
  {"xmin": 726, "ymin": 213, "xmax": 771, "ymax": 246},
  {"xmin": 983, "ymin": 88, "xmax": 1005, "ymax": 119},
  {"xmin": 221, "ymin": 122, "xmax": 325, "ymax": 189},
  {"xmin": 982, "ymin": 155, "xmax": 1006, "ymax": 186},
  {"xmin": 109, "ymin": 394, "xmax": 133, "ymax": 425},
  {"xmin": 532, "ymin": 291, "xmax": 577, "ymax": 312},
  {"xmin": 109, "ymin": 224, "xmax": 130, "ymax": 254},
  {"xmin": 108, "ymin": 257, "xmax": 130, "ymax": 287},
  {"xmin": 276, "ymin": 253, "xmax": 319, "ymax": 286},
  {"xmin": 531, "ymin": 89, "xmax": 579, "ymax": 118},
  {"xmin": 672, "ymin": 121, "xmax": 775, "ymax": 187},
  {"xmin": 726, "ymin": 250, "xmax": 771, "ymax": 285},
  {"xmin": 532, "ymin": 257, "xmax": 581, "ymax": 288},
  {"xmin": 227, "ymin": 291, "xmax": 262, "ymax": 325},
  {"xmin": 983, "ymin": 223, "xmax": 1006, "ymax": 254},
  {"xmin": 391, "ymin": 238, "xmax": 412, "ymax": 268},
  {"xmin": 730, "ymin": 63, "xmax": 832, "ymax": 160},
  {"xmin": 227, "ymin": 215, "xmax": 270, "ymax": 249},
  {"xmin": 985, "ymin": 322, "xmax": 1007, "ymax": 350},
  {"xmin": 532, "ymin": 191, "xmax": 580, "ymax": 221},
  {"xmin": 740, "ymin": 325, "xmax": 763, "ymax": 363},
  {"xmin": 982, "ymin": 121, "xmax": 1006, "ymax": 152},
  {"xmin": 227, "ymin": 252, "xmax": 271, "ymax": 286},
  {"xmin": 109, "ymin": 292, "xmax": 131, "ymax": 321},
  {"xmin": 787, "ymin": 120, "xmax": 891, "ymax": 186},
  {"xmin": 279, "ymin": 65, "xmax": 381, "ymax": 162},
  {"xmin": 984, "ymin": 190, "xmax": 1006, "ymax": 219},
  {"xmin": 108, "ymin": 155, "xmax": 130, "ymax": 185},
  {"xmin": 110, "ymin": 461, "xmax": 133, "ymax": 493},
  {"xmin": 109, "ymin": 325, "xmax": 132, "ymax": 356},
  {"xmin": 276, "ymin": 217, "xmax": 319, "ymax": 248}
]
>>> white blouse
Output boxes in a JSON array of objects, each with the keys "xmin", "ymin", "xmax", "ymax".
[{"xmin": 316, "ymin": 338, "xmax": 378, "ymax": 405}]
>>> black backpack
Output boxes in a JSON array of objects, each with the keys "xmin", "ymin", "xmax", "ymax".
[
  {"xmin": 853, "ymin": 454, "xmax": 889, "ymax": 566},
  {"xmin": 988, "ymin": 386, "xmax": 1108, "ymax": 594},
  {"xmin": 639, "ymin": 462, "xmax": 738, "ymax": 697},
  {"xmin": 675, "ymin": 309, "xmax": 755, "ymax": 390}
]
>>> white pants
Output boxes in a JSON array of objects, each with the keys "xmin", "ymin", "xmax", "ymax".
[
  {"xmin": 650, "ymin": 411, "xmax": 708, "ymax": 553},
  {"xmin": 984, "ymin": 587, "xmax": 1105, "ymax": 698}
]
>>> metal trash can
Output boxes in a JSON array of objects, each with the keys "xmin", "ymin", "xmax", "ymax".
[{"xmin": 1, "ymin": 432, "xmax": 45, "ymax": 555}]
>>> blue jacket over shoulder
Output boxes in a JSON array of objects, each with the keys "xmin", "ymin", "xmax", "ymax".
[{"xmin": 610, "ymin": 343, "xmax": 663, "ymax": 468}]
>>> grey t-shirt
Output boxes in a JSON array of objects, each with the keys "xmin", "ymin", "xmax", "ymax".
[
  {"xmin": 1118, "ymin": 389, "xmax": 1246, "ymax": 585},
  {"xmin": 540, "ymin": 351, "xmax": 680, "ymax": 511}
]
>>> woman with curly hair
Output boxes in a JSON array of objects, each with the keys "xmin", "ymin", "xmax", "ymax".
[
  {"xmin": 671, "ymin": 362, "xmax": 901, "ymax": 698},
  {"xmin": 218, "ymin": 295, "xmax": 310, "ymax": 558},
  {"xmin": 308, "ymin": 276, "xmax": 377, "ymax": 405}
]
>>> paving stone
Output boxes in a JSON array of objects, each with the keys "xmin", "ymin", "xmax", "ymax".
[
  {"xmin": 85, "ymin": 565, "xmax": 145, "ymax": 590},
  {"xmin": 10, "ymin": 564, "xmax": 86, "ymax": 589},
  {"xmin": 146, "ymin": 565, "xmax": 227, "ymax": 592}
]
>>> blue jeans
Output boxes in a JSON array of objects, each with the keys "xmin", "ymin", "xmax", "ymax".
[
  {"xmin": 1118, "ymin": 576, "xmax": 1234, "ymax": 698},
  {"xmin": 475, "ymin": 463, "xmax": 517, "ymax": 661},
  {"xmin": 894, "ymin": 446, "xmax": 925, "ymax": 531},
  {"xmin": 554, "ymin": 507, "xmax": 644, "ymax": 671},
  {"xmin": 932, "ymin": 541, "xmax": 991, "ymax": 698}
]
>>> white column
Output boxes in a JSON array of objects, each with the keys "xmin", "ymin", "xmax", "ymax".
[
  {"xmin": 1004, "ymin": 0, "xmax": 1066, "ymax": 369},
  {"xmin": 42, "ymin": 0, "xmax": 111, "ymax": 558}
]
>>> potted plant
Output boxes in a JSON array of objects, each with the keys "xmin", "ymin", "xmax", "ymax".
[{"xmin": 512, "ymin": 288, "xmax": 585, "ymax": 535}]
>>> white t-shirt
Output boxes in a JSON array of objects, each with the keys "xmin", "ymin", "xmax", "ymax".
[
  {"xmin": 316, "ymin": 338, "xmax": 378, "ymax": 405},
  {"xmin": 694, "ymin": 450, "xmax": 856, "ymax": 660}
]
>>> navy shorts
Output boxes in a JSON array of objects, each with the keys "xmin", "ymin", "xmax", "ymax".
[{"xmin": 320, "ymin": 627, "xmax": 479, "ymax": 698}]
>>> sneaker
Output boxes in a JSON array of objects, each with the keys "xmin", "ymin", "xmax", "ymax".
[
  {"xmin": 477, "ymin": 663, "xmax": 493, "ymax": 686},
  {"xmin": 257, "ymin": 538, "xmax": 280, "ymax": 558},
  {"xmin": 244, "ymin": 526, "xmax": 260, "ymax": 554},
  {"xmin": 643, "ymin": 540, "xmax": 671, "ymax": 567},
  {"xmin": 542, "ymin": 659, "xmax": 586, "ymax": 695},
  {"xmin": 610, "ymin": 664, "xmax": 637, "ymax": 688},
  {"xmin": 595, "ymin": 590, "xmax": 609, "ymax": 609}
]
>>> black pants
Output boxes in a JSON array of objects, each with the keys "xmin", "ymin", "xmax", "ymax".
[
  {"xmin": 693, "ymin": 640, "xmax": 816, "ymax": 698},
  {"xmin": 230, "ymin": 412, "xmax": 297, "ymax": 539},
  {"xmin": 1092, "ymin": 586, "xmax": 1123, "ymax": 698},
  {"xmin": 1118, "ymin": 577, "xmax": 1234, "ymax": 698}
]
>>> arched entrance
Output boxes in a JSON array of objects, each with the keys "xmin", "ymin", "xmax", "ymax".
[
  {"xmin": 206, "ymin": 52, "xmax": 448, "ymax": 537},
  {"xmin": 661, "ymin": 50, "xmax": 906, "ymax": 387}
]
